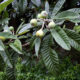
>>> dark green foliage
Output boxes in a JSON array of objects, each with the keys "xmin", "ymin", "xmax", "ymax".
[
  {"xmin": 0, "ymin": 72, "xmax": 6, "ymax": 80},
  {"xmin": 56, "ymin": 57, "xmax": 80, "ymax": 80},
  {"xmin": 0, "ymin": 0, "xmax": 80, "ymax": 80}
]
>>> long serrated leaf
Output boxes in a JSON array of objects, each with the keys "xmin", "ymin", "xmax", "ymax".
[
  {"xmin": 69, "ymin": 38, "xmax": 80, "ymax": 52},
  {"xmin": 45, "ymin": 0, "xmax": 49, "ymax": 13},
  {"xmin": 17, "ymin": 23, "xmax": 31, "ymax": 35},
  {"xmin": 0, "ymin": 40, "xmax": 12, "ymax": 68},
  {"xmin": 35, "ymin": 38, "xmax": 41, "ymax": 57},
  {"xmin": 16, "ymin": 22, "xmax": 24, "ymax": 34},
  {"xmin": 0, "ymin": 32, "xmax": 17, "ymax": 39},
  {"xmin": 51, "ymin": 0, "xmax": 66, "ymax": 18},
  {"xmin": 0, "ymin": 40, "xmax": 5, "ymax": 49},
  {"xmin": 51, "ymin": 27, "xmax": 71, "ymax": 50},
  {"xmin": 0, "ymin": 0, "xmax": 13, "ymax": 13},
  {"xmin": 12, "ymin": 0, "xmax": 19, "ymax": 12},
  {"xmin": 69, "ymin": 18, "xmax": 80, "ymax": 23},
  {"xmin": 9, "ymin": 43, "xmax": 22, "ymax": 54},
  {"xmin": 12, "ymin": 0, "xmax": 27, "ymax": 12},
  {"xmin": 0, "ymin": 18, "xmax": 10, "ymax": 24},
  {"xmin": 31, "ymin": 0, "xmax": 41, "ymax": 7},
  {"xmin": 0, "ymin": 51, "xmax": 12, "ymax": 68},
  {"xmin": 19, "ymin": 0, "xmax": 28, "ymax": 12},
  {"xmin": 40, "ymin": 35, "xmax": 59, "ymax": 75},
  {"xmin": 0, "ymin": 46, "xmax": 4, "ymax": 51},
  {"xmin": 22, "ymin": 0, "xmax": 28, "ymax": 12},
  {"xmin": 64, "ymin": 28, "xmax": 80, "ymax": 52},
  {"xmin": 67, "ymin": 8, "xmax": 80, "ymax": 13},
  {"xmin": 54, "ymin": 11, "xmax": 79, "ymax": 20},
  {"xmin": 14, "ymin": 39, "xmax": 22, "ymax": 51}
]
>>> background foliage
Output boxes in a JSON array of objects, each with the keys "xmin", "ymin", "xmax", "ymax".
[{"xmin": 0, "ymin": 0, "xmax": 80, "ymax": 80}]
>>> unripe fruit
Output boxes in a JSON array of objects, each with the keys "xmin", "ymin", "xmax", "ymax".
[
  {"xmin": 48, "ymin": 21, "xmax": 56, "ymax": 28},
  {"xmin": 30, "ymin": 19, "xmax": 37, "ymax": 27},
  {"xmin": 36, "ymin": 29, "xmax": 44, "ymax": 37},
  {"xmin": 37, "ymin": 14, "xmax": 43, "ymax": 19},
  {"xmin": 0, "ymin": 36, "xmax": 6, "ymax": 41},
  {"xmin": 9, "ymin": 26, "xmax": 14, "ymax": 31},
  {"xmin": 41, "ymin": 11, "xmax": 48, "ymax": 18}
]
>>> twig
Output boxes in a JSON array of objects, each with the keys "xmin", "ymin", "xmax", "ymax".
[{"xmin": 22, "ymin": 42, "xmax": 30, "ymax": 47}]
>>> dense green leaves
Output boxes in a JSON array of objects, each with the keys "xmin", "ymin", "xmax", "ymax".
[
  {"xmin": 12, "ymin": 0, "xmax": 28, "ymax": 13},
  {"xmin": 1, "ymin": 0, "xmax": 80, "ymax": 79},
  {"xmin": 51, "ymin": 27, "xmax": 71, "ymax": 50}
]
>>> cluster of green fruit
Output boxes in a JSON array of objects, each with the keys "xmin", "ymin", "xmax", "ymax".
[{"xmin": 30, "ymin": 11, "xmax": 56, "ymax": 38}]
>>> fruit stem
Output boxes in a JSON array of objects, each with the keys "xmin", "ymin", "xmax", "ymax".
[
  {"xmin": 41, "ymin": 21, "xmax": 45, "ymax": 30},
  {"xmin": 12, "ymin": 30, "xmax": 15, "ymax": 35},
  {"xmin": 46, "ymin": 25, "xmax": 49, "ymax": 28}
]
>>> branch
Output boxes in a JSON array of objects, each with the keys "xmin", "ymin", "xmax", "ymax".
[{"xmin": 22, "ymin": 42, "xmax": 30, "ymax": 47}]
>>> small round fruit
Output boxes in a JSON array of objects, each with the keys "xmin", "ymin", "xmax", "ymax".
[
  {"xmin": 37, "ymin": 14, "xmax": 43, "ymax": 19},
  {"xmin": 41, "ymin": 11, "xmax": 48, "ymax": 18},
  {"xmin": 36, "ymin": 29, "xmax": 44, "ymax": 37},
  {"xmin": 30, "ymin": 19, "xmax": 37, "ymax": 27},
  {"xmin": 0, "ymin": 36, "xmax": 6, "ymax": 41},
  {"xmin": 48, "ymin": 21, "xmax": 56, "ymax": 28},
  {"xmin": 9, "ymin": 26, "xmax": 14, "ymax": 31}
]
